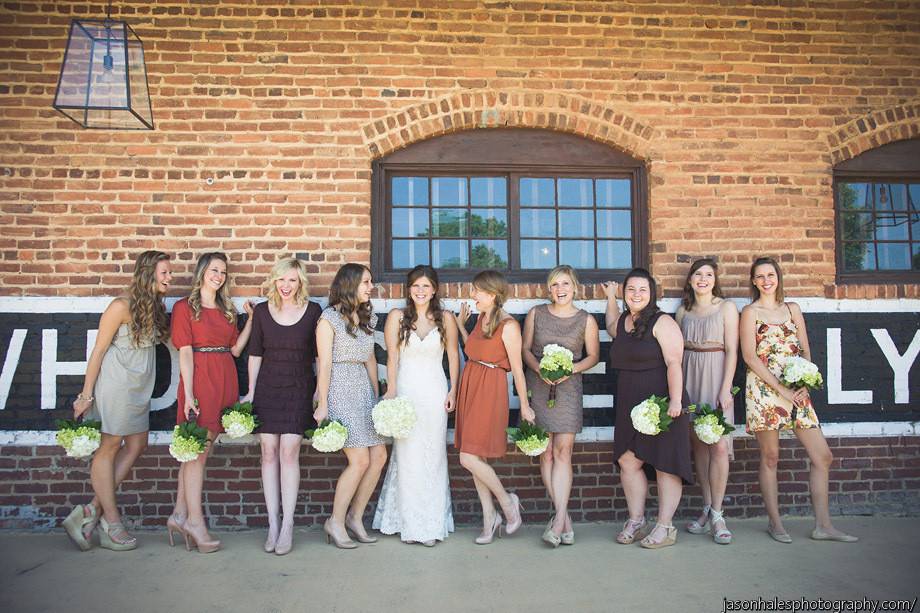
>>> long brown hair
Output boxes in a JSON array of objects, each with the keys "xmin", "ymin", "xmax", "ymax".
[
  {"xmin": 188, "ymin": 252, "xmax": 237, "ymax": 325},
  {"xmin": 399, "ymin": 265, "xmax": 447, "ymax": 349},
  {"xmin": 328, "ymin": 263, "xmax": 373, "ymax": 337},
  {"xmin": 472, "ymin": 270, "xmax": 509, "ymax": 339},
  {"xmin": 749, "ymin": 256, "xmax": 785, "ymax": 303},
  {"xmin": 128, "ymin": 250, "xmax": 170, "ymax": 347},
  {"xmin": 681, "ymin": 258, "xmax": 724, "ymax": 311},
  {"xmin": 624, "ymin": 267, "xmax": 660, "ymax": 340}
]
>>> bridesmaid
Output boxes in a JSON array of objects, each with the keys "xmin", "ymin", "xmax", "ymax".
[
  {"xmin": 241, "ymin": 257, "xmax": 321, "ymax": 555},
  {"xmin": 606, "ymin": 268, "xmax": 692, "ymax": 549},
  {"xmin": 675, "ymin": 258, "xmax": 739, "ymax": 545},
  {"xmin": 522, "ymin": 265, "xmax": 599, "ymax": 547},
  {"xmin": 64, "ymin": 250, "xmax": 172, "ymax": 551},
  {"xmin": 167, "ymin": 252, "xmax": 253, "ymax": 553},
  {"xmin": 314, "ymin": 263, "xmax": 387, "ymax": 549},
  {"xmin": 741, "ymin": 256, "xmax": 857, "ymax": 543},
  {"xmin": 455, "ymin": 270, "xmax": 535, "ymax": 545}
]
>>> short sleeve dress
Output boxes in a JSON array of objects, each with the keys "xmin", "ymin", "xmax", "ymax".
[
  {"xmin": 249, "ymin": 300, "xmax": 322, "ymax": 435},
  {"xmin": 171, "ymin": 298, "xmax": 240, "ymax": 434}
]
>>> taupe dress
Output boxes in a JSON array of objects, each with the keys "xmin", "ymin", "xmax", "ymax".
[
  {"xmin": 86, "ymin": 323, "xmax": 156, "ymax": 436},
  {"xmin": 526, "ymin": 305, "xmax": 589, "ymax": 434}
]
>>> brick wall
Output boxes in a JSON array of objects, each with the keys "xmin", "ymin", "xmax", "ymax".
[
  {"xmin": 2, "ymin": 436, "xmax": 917, "ymax": 530},
  {"xmin": 1, "ymin": 1, "xmax": 919, "ymax": 299}
]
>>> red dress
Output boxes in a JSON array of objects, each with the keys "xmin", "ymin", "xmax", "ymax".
[{"xmin": 171, "ymin": 298, "xmax": 240, "ymax": 434}]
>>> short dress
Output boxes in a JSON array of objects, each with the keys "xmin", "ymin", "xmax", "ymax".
[
  {"xmin": 454, "ymin": 317, "xmax": 512, "ymax": 459},
  {"xmin": 321, "ymin": 307, "xmax": 386, "ymax": 448},
  {"xmin": 249, "ymin": 300, "xmax": 322, "ymax": 435},
  {"xmin": 745, "ymin": 305, "xmax": 820, "ymax": 433},
  {"xmin": 87, "ymin": 322, "xmax": 156, "ymax": 436},
  {"xmin": 526, "ymin": 304, "xmax": 588, "ymax": 434},
  {"xmin": 171, "ymin": 298, "xmax": 240, "ymax": 434}
]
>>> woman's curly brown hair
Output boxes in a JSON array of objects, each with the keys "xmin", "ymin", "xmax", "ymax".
[
  {"xmin": 328, "ymin": 263, "xmax": 374, "ymax": 337},
  {"xmin": 398, "ymin": 265, "xmax": 446, "ymax": 349},
  {"xmin": 127, "ymin": 250, "xmax": 170, "ymax": 347}
]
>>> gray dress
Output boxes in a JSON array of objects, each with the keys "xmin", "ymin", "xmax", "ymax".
[
  {"xmin": 526, "ymin": 305, "xmax": 589, "ymax": 434},
  {"xmin": 322, "ymin": 307, "xmax": 386, "ymax": 448},
  {"xmin": 86, "ymin": 323, "xmax": 156, "ymax": 436}
]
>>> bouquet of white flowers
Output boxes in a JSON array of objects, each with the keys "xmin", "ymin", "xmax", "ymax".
[
  {"xmin": 56, "ymin": 419, "xmax": 101, "ymax": 458},
  {"xmin": 169, "ymin": 420, "xmax": 209, "ymax": 463},
  {"xmin": 688, "ymin": 403, "xmax": 736, "ymax": 445},
  {"xmin": 630, "ymin": 395, "xmax": 674, "ymax": 436},
  {"xmin": 220, "ymin": 401, "xmax": 259, "ymax": 438},
  {"xmin": 539, "ymin": 344, "xmax": 575, "ymax": 408},
  {"xmin": 506, "ymin": 421, "xmax": 549, "ymax": 457},
  {"xmin": 781, "ymin": 356, "xmax": 824, "ymax": 390},
  {"xmin": 306, "ymin": 420, "xmax": 348, "ymax": 453},
  {"xmin": 372, "ymin": 397, "xmax": 417, "ymax": 439}
]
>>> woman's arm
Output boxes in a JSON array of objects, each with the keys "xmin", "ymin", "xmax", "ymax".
[
  {"xmin": 444, "ymin": 313, "xmax": 461, "ymax": 413},
  {"xmin": 178, "ymin": 345, "xmax": 197, "ymax": 420},
  {"xmin": 603, "ymin": 281, "xmax": 621, "ymax": 338},
  {"xmin": 365, "ymin": 348, "xmax": 380, "ymax": 398},
  {"xmin": 73, "ymin": 298, "xmax": 129, "ymax": 418},
  {"xmin": 455, "ymin": 303, "xmax": 471, "ymax": 343},
  {"xmin": 502, "ymin": 319, "xmax": 535, "ymax": 423},
  {"xmin": 241, "ymin": 355, "xmax": 262, "ymax": 403},
  {"xmin": 576, "ymin": 315, "xmax": 601, "ymax": 375},
  {"xmin": 654, "ymin": 315, "xmax": 686, "ymax": 418},
  {"xmin": 382, "ymin": 310, "xmax": 402, "ymax": 399},
  {"xmin": 313, "ymin": 318, "xmax": 334, "ymax": 423},
  {"xmin": 740, "ymin": 306, "xmax": 801, "ymax": 405},
  {"xmin": 718, "ymin": 301, "xmax": 740, "ymax": 413},
  {"xmin": 788, "ymin": 302, "xmax": 811, "ymax": 361},
  {"xmin": 230, "ymin": 300, "xmax": 255, "ymax": 357},
  {"xmin": 521, "ymin": 308, "xmax": 541, "ymax": 374}
]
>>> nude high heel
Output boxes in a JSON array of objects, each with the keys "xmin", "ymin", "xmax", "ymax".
[
  {"xmin": 184, "ymin": 521, "xmax": 220, "ymax": 554},
  {"xmin": 166, "ymin": 514, "xmax": 186, "ymax": 548},
  {"xmin": 474, "ymin": 514, "xmax": 503, "ymax": 545},
  {"xmin": 345, "ymin": 512, "xmax": 378, "ymax": 544},
  {"xmin": 502, "ymin": 493, "xmax": 523, "ymax": 535},
  {"xmin": 324, "ymin": 518, "xmax": 358, "ymax": 549}
]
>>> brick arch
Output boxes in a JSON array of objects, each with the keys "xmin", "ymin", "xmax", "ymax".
[
  {"xmin": 827, "ymin": 101, "xmax": 920, "ymax": 165},
  {"xmin": 361, "ymin": 90, "xmax": 657, "ymax": 162}
]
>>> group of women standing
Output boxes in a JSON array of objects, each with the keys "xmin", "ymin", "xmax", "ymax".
[{"xmin": 63, "ymin": 250, "xmax": 857, "ymax": 554}]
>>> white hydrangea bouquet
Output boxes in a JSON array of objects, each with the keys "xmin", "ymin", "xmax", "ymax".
[
  {"xmin": 220, "ymin": 401, "xmax": 259, "ymax": 439},
  {"xmin": 372, "ymin": 397, "xmax": 417, "ymax": 439},
  {"xmin": 306, "ymin": 420, "xmax": 348, "ymax": 453},
  {"xmin": 56, "ymin": 419, "xmax": 102, "ymax": 458},
  {"xmin": 781, "ymin": 356, "xmax": 824, "ymax": 390},
  {"xmin": 630, "ymin": 394, "xmax": 675, "ymax": 436},
  {"xmin": 169, "ymin": 420, "xmax": 209, "ymax": 463},
  {"xmin": 506, "ymin": 421, "xmax": 549, "ymax": 457},
  {"xmin": 687, "ymin": 386, "xmax": 739, "ymax": 445},
  {"xmin": 539, "ymin": 344, "xmax": 575, "ymax": 408}
]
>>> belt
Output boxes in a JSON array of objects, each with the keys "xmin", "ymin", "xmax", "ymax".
[
  {"xmin": 472, "ymin": 359, "xmax": 507, "ymax": 371},
  {"xmin": 685, "ymin": 346, "xmax": 724, "ymax": 353},
  {"xmin": 193, "ymin": 346, "xmax": 231, "ymax": 353}
]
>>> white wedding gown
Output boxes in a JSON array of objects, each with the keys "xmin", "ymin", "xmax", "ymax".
[{"xmin": 373, "ymin": 329, "xmax": 454, "ymax": 542}]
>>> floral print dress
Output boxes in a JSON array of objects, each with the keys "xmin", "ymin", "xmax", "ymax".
[{"xmin": 745, "ymin": 309, "xmax": 820, "ymax": 433}]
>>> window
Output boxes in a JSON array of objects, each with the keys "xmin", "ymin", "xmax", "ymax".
[
  {"xmin": 834, "ymin": 139, "xmax": 920, "ymax": 283},
  {"xmin": 372, "ymin": 129, "xmax": 647, "ymax": 282}
]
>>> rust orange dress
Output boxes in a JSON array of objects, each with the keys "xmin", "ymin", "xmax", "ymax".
[{"xmin": 455, "ymin": 317, "xmax": 512, "ymax": 458}]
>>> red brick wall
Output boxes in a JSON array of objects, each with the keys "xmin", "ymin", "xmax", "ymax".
[
  {"xmin": 2, "ymin": 436, "xmax": 917, "ymax": 530},
  {"xmin": 1, "ymin": 1, "xmax": 919, "ymax": 299}
]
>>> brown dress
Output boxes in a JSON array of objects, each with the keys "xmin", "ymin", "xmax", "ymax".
[
  {"xmin": 455, "ymin": 317, "xmax": 512, "ymax": 458},
  {"xmin": 526, "ymin": 304, "xmax": 588, "ymax": 433}
]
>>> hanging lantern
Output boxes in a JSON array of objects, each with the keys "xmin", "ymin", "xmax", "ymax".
[{"xmin": 52, "ymin": 1, "xmax": 154, "ymax": 130}]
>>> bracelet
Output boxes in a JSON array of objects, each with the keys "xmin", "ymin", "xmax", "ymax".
[{"xmin": 76, "ymin": 393, "xmax": 94, "ymax": 402}]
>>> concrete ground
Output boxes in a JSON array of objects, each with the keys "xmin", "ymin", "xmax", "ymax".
[{"xmin": 1, "ymin": 518, "xmax": 918, "ymax": 613}]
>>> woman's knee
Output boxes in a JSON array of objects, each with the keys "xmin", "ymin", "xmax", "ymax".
[
  {"xmin": 279, "ymin": 443, "xmax": 301, "ymax": 466},
  {"xmin": 552, "ymin": 441, "xmax": 573, "ymax": 463},
  {"xmin": 711, "ymin": 439, "xmax": 730, "ymax": 461},
  {"xmin": 261, "ymin": 442, "xmax": 280, "ymax": 464},
  {"xmin": 617, "ymin": 453, "xmax": 642, "ymax": 473},
  {"xmin": 459, "ymin": 452, "xmax": 478, "ymax": 471},
  {"xmin": 368, "ymin": 446, "xmax": 388, "ymax": 470},
  {"xmin": 759, "ymin": 448, "xmax": 780, "ymax": 470},
  {"xmin": 347, "ymin": 450, "xmax": 370, "ymax": 472},
  {"xmin": 812, "ymin": 448, "xmax": 834, "ymax": 471}
]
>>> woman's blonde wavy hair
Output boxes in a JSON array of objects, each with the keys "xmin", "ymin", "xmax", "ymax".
[
  {"xmin": 264, "ymin": 257, "xmax": 310, "ymax": 308},
  {"xmin": 188, "ymin": 252, "xmax": 237, "ymax": 325},
  {"xmin": 472, "ymin": 270, "xmax": 509, "ymax": 339},
  {"xmin": 128, "ymin": 250, "xmax": 170, "ymax": 347}
]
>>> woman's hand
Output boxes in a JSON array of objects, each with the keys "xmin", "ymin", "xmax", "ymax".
[
  {"xmin": 183, "ymin": 396, "xmax": 198, "ymax": 421},
  {"xmin": 457, "ymin": 302, "xmax": 471, "ymax": 327},
  {"xmin": 313, "ymin": 402, "xmax": 328, "ymax": 424},
  {"xmin": 717, "ymin": 388, "xmax": 734, "ymax": 414},
  {"xmin": 444, "ymin": 391, "xmax": 456, "ymax": 413},
  {"xmin": 601, "ymin": 280, "xmax": 620, "ymax": 300},
  {"xmin": 520, "ymin": 402, "xmax": 536, "ymax": 423},
  {"xmin": 73, "ymin": 397, "xmax": 92, "ymax": 419},
  {"xmin": 239, "ymin": 393, "xmax": 253, "ymax": 404},
  {"xmin": 382, "ymin": 388, "xmax": 397, "ymax": 400},
  {"xmin": 667, "ymin": 398, "xmax": 683, "ymax": 419},
  {"xmin": 242, "ymin": 299, "xmax": 255, "ymax": 316}
]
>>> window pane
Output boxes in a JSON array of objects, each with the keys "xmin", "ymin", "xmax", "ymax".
[
  {"xmin": 392, "ymin": 240, "xmax": 429, "ymax": 268},
  {"xmin": 470, "ymin": 177, "xmax": 507, "ymax": 207},
  {"xmin": 559, "ymin": 210, "xmax": 594, "ymax": 238},
  {"xmin": 559, "ymin": 240, "xmax": 595, "ymax": 268},
  {"xmin": 596, "ymin": 210, "xmax": 632, "ymax": 238},
  {"xmin": 911, "ymin": 213, "xmax": 920, "ymax": 239},
  {"xmin": 598, "ymin": 240, "xmax": 632, "ymax": 269},
  {"xmin": 432, "ymin": 177, "xmax": 467, "ymax": 206},
  {"xmin": 842, "ymin": 242, "xmax": 875, "ymax": 272},
  {"xmin": 597, "ymin": 179, "xmax": 631, "ymax": 208},
  {"xmin": 392, "ymin": 208, "xmax": 429, "ymax": 238},
  {"xmin": 840, "ymin": 212, "xmax": 873, "ymax": 241},
  {"xmin": 909, "ymin": 185, "xmax": 920, "ymax": 213},
  {"xmin": 838, "ymin": 183, "xmax": 869, "ymax": 210},
  {"xmin": 889, "ymin": 184, "xmax": 908, "ymax": 211},
  {"xmin": 432, "ymin": 209, "xmax": 468, "ymax": 237},
  {"xmin": 520, "ymin": 208, "xmax": 555, "ymax": 237},
  {"xmin": 875, "ymin": 213, "xmax": 909, "ymax": 241},
  {"xmin": 472, "ymin": 240, "xmax": 508, "ymax": 268},
  {"xmin": 392, "ymin": 177, "xmax": 429, "ymax": 206},
  {"xmin": 520, "ymin": 178, "xmax": 555, "ymax": 207},
  {"xmin": 558, "ymin": 178, "xmax": 593, "ymax": 208},
  {"xmin": 432, "ymin": 240, "xmax": 468, "ymax": 269},
  {"xmin": 877, "ymin": 243, "xmax": 911, "ymax": 270},
  {"xmin": 520, "ymin": 240, "xmax": 556, "ymax": 269},
  {"xmin": 913, "ymin": 244, "xmax": 920, "ymax": 271},
  {"xmin": 470, "ymin": 208, "xmax": 507, "ymax": 238}
]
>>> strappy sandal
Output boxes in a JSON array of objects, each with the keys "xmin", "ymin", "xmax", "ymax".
[
  {"xmin": 62, "ymin": 504, "xmax": 98, "ymax": 551},
  {"xmin": 686, "ymin": 504, "xmax": 711, "ymax": 535},
  {"xmin": 709, "ymin": 508, "xmax": 732, "ymax": 545},
  {"xmin": 98, "ymin": 517, "xmax": 137, "ymax": 551},
  {"xmin": 640, "ymin": 523, "xmax": 677, "ymax": 549},
  {"xmin": 615, "ymin": 516, "xmax": 649, "ymax": 544}
]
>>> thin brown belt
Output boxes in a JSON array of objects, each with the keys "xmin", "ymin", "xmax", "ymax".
[{"xmin": 684, "ymin": 346, "xmax": 724, "ymax": 353}]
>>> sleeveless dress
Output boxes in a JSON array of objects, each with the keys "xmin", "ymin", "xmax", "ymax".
[
  {"xmin": 171, "ymin": 298, "xmax": 241, "ymax": 434},
  {"xmin": 455, "ymin": 317, "xmax": 512, "ymax": 459},
  {"xmin": 680, "ymin": 305, "xmax": 734, "ymax": 458},
  {"xmin": 745, "ymin": 305, "xmax": 820, "ymax": 433},
  {"xmin": 609, "ymin": 312, "xmax": 693, "ymax": 485},
  {"xmin": 249, "ymin": 301, "xmax": 322, "ymax": 435},
  {"xmin": 321, "ymin": 307, "xmax": 385, "ymax": 448},
  {"xmin": 373, "ymin": 325, "xmax": 454, "ymax": 543},
  {"xmin": 87, "ymin": 322, "xmax": 156, "ymax": 436},
  {"xmin": 526, "ymin": 304, "xmax": 588, "ymax": 434}
]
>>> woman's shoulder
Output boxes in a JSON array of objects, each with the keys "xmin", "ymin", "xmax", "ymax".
[
  {"xmin": 304, "ymin": 300, "xmax": 323, "ymax": 316},
  {"xmin": 171, "ymin": 297, "xmax": 191, "ymax": 316}
]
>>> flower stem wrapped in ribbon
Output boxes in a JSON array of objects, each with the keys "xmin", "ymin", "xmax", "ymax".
[
  {"xmin": 630, "ymin": 394, "xmax": 675, "ymax": 436},
  {"xmin": 506, "ymin": 421, "xmax": 550, "ymax": 457},
  {"xmin": 56, "ymin": 419, "xmax": 102, "ymax": 458},
  {"xmin": 781, "ymin": 356, "xmax": 824, "ymax": 391},
  {"xmin": 306, "ymin": 419, "xmax": 348, "ymax": 453},
  {"xmin": 169, "ymin": 420, "xmax": 209, "ymax": 463},
  {"xmin": 539, "ymin": 344, "xmax": 574, "ymax": 409},
  {"xmin": 220, "ymin": 401, "xmax": 259, "ymax": 439},
  {"xmin": 372, "ymin": 397, "xmax": 417, "ymax": 439}
]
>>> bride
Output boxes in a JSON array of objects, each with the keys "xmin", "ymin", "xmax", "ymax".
[{"xmin": 373, "ymin": 265, "xmax": 459, "ymax": 546}]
